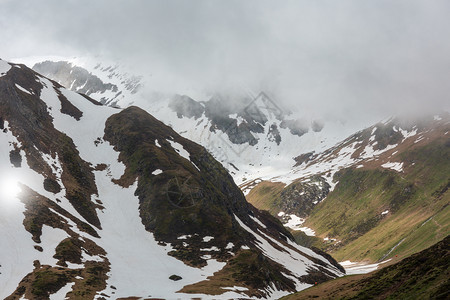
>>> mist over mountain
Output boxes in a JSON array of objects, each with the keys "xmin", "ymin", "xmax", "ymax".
[
  {"xmin": 3, "ymin": 0, "xmax": 450, "ymax": 126},
  {"xmin": 1, "ymin": 1, "xmax": 449, "ymax": 299}
]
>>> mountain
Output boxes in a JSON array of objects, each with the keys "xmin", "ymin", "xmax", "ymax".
[
  {"xmin": 32, "ymin": 59, "xmax": 142, "ymax": 107},
  {"xmin": 246, "ymin": 113, "xmax": 450, "ymax": 263},
  {"xmin": 0, "ymin": 59, "xmax": 344, "ymax": 299},
  {"xmin": 281, "ymin": 235, "xmax": 449, "ymax": 300},
  {"xmin": 16, "ymin": 56, "xmax": 359, "ymax": 186}
]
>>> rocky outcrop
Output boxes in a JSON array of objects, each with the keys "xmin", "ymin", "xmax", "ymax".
[
  {"xmin": 103, "ymin": 106, "xmax": 343, "ymax": 296},
  {"xmin": 168, "ymin": 92, "xmax": 320, "ymax": 148},
  {"xmin": 33, "ymin": 61, "xmax": 118, "ymax": 98},
  {"xmin": 33, "ymin": 60, "xmax": 142, "ymax": 106},
  {"xmin": 280, "ymin": 176, "xmax": 331, "ymax": 218},
  {"xmin": 0, "ymin": 63, "xmax": 101, "ymax": 228},
  {"xmin": 169, "ymin": 94, "xmax": 204, "ymax": 119},
  {"xmin": 0, "ymin": 60, "xmax": 344, "ymax": 299},
  {"xmin": 104, "ymin": 107, "xmax": 282, "ymax": 253}
]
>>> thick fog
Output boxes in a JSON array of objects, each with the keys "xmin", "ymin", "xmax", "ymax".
[{"xmin": 2, "ymin": 0, "xmax": 450, "ymax": 125}]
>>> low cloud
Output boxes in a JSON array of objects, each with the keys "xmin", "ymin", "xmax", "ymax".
[{"xmin": 2, "ymin": 0, "xmax": 449, "ymax": 126}]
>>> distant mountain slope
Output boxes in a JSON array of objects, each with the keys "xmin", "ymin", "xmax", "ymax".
[
  {"xmin": 32, "ymin": 59, "xmax": 141, "ymax": 106},
  {"xmin": 15, "ymin": 56, "xmax": 359, "ymax": 186},
  {"xmin": 247, "ymin": 114, "xmax": 450, "ymax": 263},
  {"xmin": 281, "ymin": 235, "xmax": 450, "ymax": 300},
  {"xmin": 0, "ymin": 59, "xmax": 344, "ymax": 299}
]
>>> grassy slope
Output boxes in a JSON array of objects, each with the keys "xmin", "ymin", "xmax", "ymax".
[
  {"xmin": 180, "ymin": 249, "xmax": 296, "ymax": 297},
  {"xmin": 306, "ymin": 139, "xmax": 449, "ymax": 262},
  {"xmin": 103, "ymin": 107, "xmax": 304, "ymax": 297},
  {"xmin": 281, "ymin": 235, "xmax": 449, "ymax": 300},
  {"xmin": 248, "ymin": 137, "xmax": 449, "ymax": 263},
  {"xmin": 246, "ymin": 181, "xmax": 286, "ymax": 215}
]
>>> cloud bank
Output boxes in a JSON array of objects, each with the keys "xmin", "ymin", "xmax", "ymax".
[{"xmin": 2, "ymin": 0, "xmax": 450, "ymax": 125}]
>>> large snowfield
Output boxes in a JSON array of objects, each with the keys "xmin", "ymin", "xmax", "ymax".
[
  {"xmin": 0, "ymin": 72, "xmax": 247, "ymax": 299},
  {"xmin": 0, "ymin": 65, "xmax": 346, "ymax": 299},
  {"xmin": 3, "ymin": 57, "xmax": 423, "ymax": 299}
]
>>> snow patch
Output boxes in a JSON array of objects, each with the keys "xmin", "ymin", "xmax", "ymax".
[
  {"xmin": 283, "ymin": 214, "xmax": 305, "ymax": 230},
  {"xmin": 168, "ymin": 139, "xmax": 200, "ymax": 171},
  {"xmin": 399, "ymin": 128, "xmax": 417, "ymax": 140},
  {"xmin": 221, "ymin": 286, "xmax": 249, "ymax": 292},
  {"xmin": 235, "ymin": 214, "xmax": 342, "ymax": 293},
  {"xmin": 15, "ymin": 84, "xmax": 32, "ymax": 95},
  {"xmin": 298, "ymin": 227, "xmax": 316, "ymax": 236},
  {"xmin": 250, "ymin": 215, "xmax": 267, "ymax": 228},
  {"xmin": 201, "ymin": 246, "xmax": 220, "ymax": 252},
  {"xmin": 0, "ymin": 60, "xmax": 11, "ymax": 77},
  {"xmin": 168, "ymin": 140, "xmax": 190, "ymax": 161},
  {"xmin": 39, "ymin": 226, "xmax": 71, "ymax": 266},
  {"xmin": 361, "ymin": 143, "xmax": 398, "ymax": 158},
  {"xmin": 340, "ymin": 260, "xmax": 391, "ymax": 275},
  {"xmin": 203, "ymin": 236, "xmax": 214, "ymax": 242},
  {"xmin": 381, "ymin": 162, "xmax": 403, "ymax": 172},
  {"xmin": 152, "ymin": 169, "xmax": 163, "ymax": 175},
  {"xmin": 49, "ymin": 282, "xmax": 75, "ymax": 300},
  {"xmin": 225, "ymin": 242, "xmax": 234, "ymax": 249},
  {"xmin": 371, "ymin": 127, "xmax": 377, "ymax": 135},
  {"xmin": 414, "ymin": 136, "xmax": 425, "ymax": 144}
]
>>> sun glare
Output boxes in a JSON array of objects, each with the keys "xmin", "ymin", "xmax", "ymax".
[{"xmin": 0, "ymin": 177, "xmax": 22, "ymax": 201}]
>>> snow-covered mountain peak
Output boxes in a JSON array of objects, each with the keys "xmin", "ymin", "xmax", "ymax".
[
  {"xmin": 0, "ymin": 59, "xmax": 344, "ymax": 299},
  {"xmin": 11, "ymin": 56, "xmax": 362, "ymax": 186}
]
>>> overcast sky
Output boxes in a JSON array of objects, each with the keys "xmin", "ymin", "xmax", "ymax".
[{"xmin": 1, "ymin": 0, "xmax": 449, "ymax": 125}]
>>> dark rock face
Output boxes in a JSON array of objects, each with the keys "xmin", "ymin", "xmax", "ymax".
[
  {"xmin": 167, "ymin": 92, "xmax": 317, "ymax": 147},
  {"xmin": 279, "ymin": 176, "xmax": 330, "ymax": 218},
  {"xmin": 33, "ymin": 61, "xmax": 118, "ymax": 99},
  {"xmin": 103, "ymin": 106, "xmax": 255, "ymax": 245},
  {"xmin": 9, "ymin": 148, "xmax": 22, "ymax": 167},
  {"xmin": 268, "ymin": 123, "xmax": 281, "ymax": 145},
  {"xmin": 0, "ymin": 63, "xmax": 100, "ymax": 228},
  {"xmin": 102, "ymin": 107, "xmax": 325, "ymax": 296},
  {"xmin": 32, "ymin": 60, "xmax": 143, "ymax": 106},
  {"xmin": 371, "ymin": 123, "xmax": 404, "ymax": 151},
  {"xmin": 293, "ymin": 152, "xmax": 316, "ymax": 167},
  {"xmin": 169, "ymin": 93, "xmax": 278, "ymax": 146},
  {"xmin": 169, "ymin": 95, "xmax": 204, "ymax": 119},
  {"xmin": 33, "ymin": 60, "xmax": 319, "ymax": 149},
  {"xmin": 203, "ymin": 96, "xmax": 260, "ymax": 145},
  {"xmin": 43, "ymin": 178, "xmax": 61, "ymax": 194}
]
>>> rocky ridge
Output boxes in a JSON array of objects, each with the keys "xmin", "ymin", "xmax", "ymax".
[
  {"xmin": 0, "ymin": 59, "xmax": 344, "ymax": 299},
  {"xmin": 23, "ymin": 57, "xmax": 355, "ymax": 186}
]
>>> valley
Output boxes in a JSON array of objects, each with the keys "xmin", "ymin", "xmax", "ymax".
[{"xmin": 0, "ymin": 56, "xmax": 448, "ymax": 299}]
